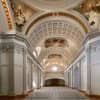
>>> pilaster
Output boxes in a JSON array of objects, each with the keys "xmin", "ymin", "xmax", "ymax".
[
  {"xmin": 8, "ymin": 45, "xmax": 15, "ymax": 95},
  {"xmin": 86, "ymin": 45, "xmax": 91, "ymax": 94},
  {"xmin": 23, "ymin": 48, "xmax": 27, "ymax": 93}
]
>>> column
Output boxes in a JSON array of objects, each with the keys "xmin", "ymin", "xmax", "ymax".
[
  {"xmin": 23, "ymin": 48, "xmax": 27, "ymax": 93},
  {"xmin": 86, "ymin": 45, "xmax": 91, "ymax": 93}
]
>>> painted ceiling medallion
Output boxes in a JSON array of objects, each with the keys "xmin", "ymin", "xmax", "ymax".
[
  {"xmin": 21, "ymin": 0, "xmax": 83, "ymax": 10},
  {"xmin": 48, "ymin": 54, "xmax": 62, "ymax": 59},
  {"xmin": 45, "ymin": 38, "xmax": 68, "ymax": 48}
]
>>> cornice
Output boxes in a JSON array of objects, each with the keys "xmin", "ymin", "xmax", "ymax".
[
  {"xmin": 83, "ymin": 31, "xmax": 100, "ymax": 45},
  {"xmin": 0, "ymin": 33, "xmax": 30, "ymax": 48}
]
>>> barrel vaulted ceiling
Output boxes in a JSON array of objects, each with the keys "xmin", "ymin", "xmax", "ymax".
[
  {"xmin": 25, "ymin": 11, "xmax": 90, "ymax": 71},
  {"xmin": 0, "ymin": 0, "xmax": 100, "ymax": 72}
]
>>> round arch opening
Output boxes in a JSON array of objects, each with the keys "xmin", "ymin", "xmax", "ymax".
[{"xmin": 44, "ymin": 78, "xmax": 66, "ymax": 87}]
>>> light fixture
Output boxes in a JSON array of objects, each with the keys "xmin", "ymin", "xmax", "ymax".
[
  {"xmin": 33, "ymin": 51, "xmax": 37, "ymax": 57},
  {"xmin": 36, "ymin": 47, "xmax": 41, "ymax": 56},
  {"xmin": 33, "ymin": 81, "xmax": 36, "ymax": 88},
  {"xmin": 51, "ymin": 66, "xmax": 58, "ymax": 72}
]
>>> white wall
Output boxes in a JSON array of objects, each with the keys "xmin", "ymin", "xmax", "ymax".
[
  {"xmin": 0, "ymin": 48, "xmax": 10, "ymax": 95},
  {"xmin": 64, "ymin": 32, "xmax": 100, "ymax": 95},
  {"xmin": 14, "ymin": 48, "xmax": 23, "ymax": 94},
  {"xmin": 90, "ymin": 40, "xmax": 100, "ymax": 95},
  {"xmin": 0, "ymin": 34, "xmax": 44, "ymax": 96}
]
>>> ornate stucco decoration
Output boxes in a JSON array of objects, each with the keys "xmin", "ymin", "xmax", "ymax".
[
  {"xmin": 10, "ymin": 0, "xmax": 39, "ymax": 31},
  {"xmin": 1, "ymin": 0, "xmax": 13, "ymax": 30},
  {"xmin": 75, "ymin": 0, "xmax": 100, "ymax": 31}
]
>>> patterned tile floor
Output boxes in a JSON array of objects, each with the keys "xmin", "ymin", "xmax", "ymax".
[{"xmin": 0, "ymin": 87, "xmax": 99, "ymax": 100}]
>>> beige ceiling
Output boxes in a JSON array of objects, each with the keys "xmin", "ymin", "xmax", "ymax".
[
  {"xmin": 25, "ymin": 11, "xmax": 90, "ymax": 72},
  {"xmin": 20, "ymin": 0, "xmax": 83, "ymax": 10},
  {"xmin": 1, "ymin": 0, "xmax": 100, "ymax": 72}
]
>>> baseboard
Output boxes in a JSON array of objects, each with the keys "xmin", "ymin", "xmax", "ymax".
[
  {"xmin": 79, "ymin": 90, "xmax": 100, "ymax": 98},
  {"xmin": 87, "ymin": 94, "xmax": 100, "ymax": 98},
  {"xmin": 79, "ymin": 90, "xmax": 88, "ymax": 95},
  {"xmin": 0, "ymin": 89, "xmax": 34, "ymax": 98}
]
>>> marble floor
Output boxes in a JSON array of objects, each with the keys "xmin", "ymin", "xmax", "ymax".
[
  {"xmin": 1, "ymin": 87, "xmax": 100, "ymax": 100},
  {"xmin": 24, "ymin": 87, "xmax": 99, "ymax": 100}
]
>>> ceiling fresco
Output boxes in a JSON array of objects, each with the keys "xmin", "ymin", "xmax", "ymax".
[{"xmin": 45, "ymin": 38, "xmax": 67, "ymax": 48}]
